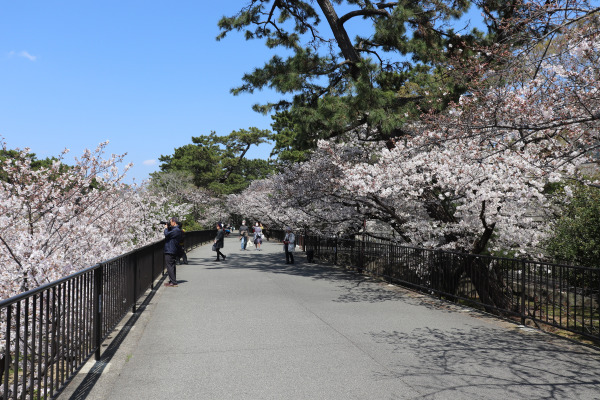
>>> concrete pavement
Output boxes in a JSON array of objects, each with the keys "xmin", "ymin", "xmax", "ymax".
[{"xmin": 58, "ymin": 236, "xmax": 600, "ymax": 399}]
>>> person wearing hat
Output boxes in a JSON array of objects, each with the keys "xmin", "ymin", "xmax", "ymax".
[
  {"xmin": 283, "ymin": 227, "xmax": 295, "ymax": 264},
  {"xmin": 214, "ymin": 222, "xmax": 227, "ymax": 261},
  {"xmin": 164, "ymin": 217, "xmax": 183, "ymax": 287}
]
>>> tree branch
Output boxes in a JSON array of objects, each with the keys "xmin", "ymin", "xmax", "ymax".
[
  {"xmin": 471, "ymin": 200, "xmax": 497, "ymax": 254},
  {"xmin": 220, "ymin": 144, "xmax": 251, "ymax": 183},
  {"xmin": 339, "ymin": 9, "xmax": 390, "ymax": 26},
  {"xmin": 375, "ymin": 2, "xmax": 398, "ymax": 9},
  {"xmin": 0, "ymin": 233, "xmax": 23, "ymax": 269},
  {"xmin": 316, "ymin": 0, "xmax": 361, "ymax": 76}
]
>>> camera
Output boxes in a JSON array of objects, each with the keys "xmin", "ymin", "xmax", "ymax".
[{"xmin": 160, "ymin": 220, "xmax": 169, "ymax": 225}]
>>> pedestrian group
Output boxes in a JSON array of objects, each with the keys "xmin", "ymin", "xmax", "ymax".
[{"xmin": 163, "ymin": 218, "xmax": 296, "ymax": 287}]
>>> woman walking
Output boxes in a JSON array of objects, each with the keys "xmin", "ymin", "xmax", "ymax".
[
  {"xmin": 253, "ymin": 222, "xmax": 263, "ymax": 250},
  {"xmin": 214, "ymin": 223, "xmax": 227, "ymax": 261}
]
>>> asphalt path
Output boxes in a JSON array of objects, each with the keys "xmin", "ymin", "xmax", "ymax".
[{"xmin": 58, "ymin": 236, "xmax": 600, "ymax": 399}]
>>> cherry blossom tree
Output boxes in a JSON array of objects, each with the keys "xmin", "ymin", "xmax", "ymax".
[
  {"xmin": 433, "ymin": 0, "xmax": 600, "ymax": 164},
  {"xmin": 228, "ymin": 176, "xmax": 319, "ymax": 232},
  {"xmin": 275, "ymin": 1, "xmax": 600, "ymax": 254},
  {"xmin": 226, "ymin": 1, "xmax": 600, "ymax": 312},
  {"xmin": 230, "ymin": 2, "xmax": 600, "ymax": 246},
  {"xmin": 0, "ymin": 141, "xmax": 194, "ymax": 298},
  {"xmin": 146, "ymin": 170, "xmax": 222, "ymax": 229},
  {"xmin": 0, "ymin": 141, "xmax": 200, "ymax": 397}
]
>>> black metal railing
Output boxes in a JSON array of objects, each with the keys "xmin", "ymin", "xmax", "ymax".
[
  {"xmin": 271, "ymin": 230, "xmax": 599, "ymax": 342},
  {"xmin": 0, "ymin": 229, "xmax": 214, "ymax": 400}
]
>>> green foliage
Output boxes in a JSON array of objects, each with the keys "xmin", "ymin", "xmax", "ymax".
[
  {"xmin": 180, "ymin": 218, "xmax": 204, "ymax": 231},
  {"xmin": 546, "ymin": 184, "xmax": 600, "ymax": 269},
  {"xmin": 218, "ymin": 1, "xmax": 528, "ymax": 161},
  {"xmin": 0, "ymin": 148, "xmax": 67, "ymax": 183},
  {"xmin": 156, "ymin": 128, "xmax": 274, "ymax": 195}
]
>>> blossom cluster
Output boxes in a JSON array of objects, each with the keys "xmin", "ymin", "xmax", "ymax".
[
  {"xmin": 228, "ymin": 6, "xmax": 599, "ymax": 254},
  {"xmin": 0, "ymin": 142, "xmax": 192, "ymax": 302}
]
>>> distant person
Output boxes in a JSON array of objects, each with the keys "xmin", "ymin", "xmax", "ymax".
[
  {"xmin": 239, "ymin": 220, "xmax": 249, "ymax": 250},
  {"xmin": 214, "ymin": 223, "xmax": 227, "ymax": 261},
  {"xmin": 260, "ymin": 222, "xmax": 269, "ymax": 241},
  {"xmin": 253, "ymin": 222, "xmax": 263, "ymax": 250},
  {"xmin": 283, "ymin": 227, "xmax": 295, "ymax": 264},
  {"xmin": 177, "ymin": 221, "xmax": 188, "ymax": 265},
  {"xmin": 164, "ymin": 217, "xmax": 183, "ymax": 287}
]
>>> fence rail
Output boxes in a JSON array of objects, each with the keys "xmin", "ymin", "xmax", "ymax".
[
  {"xmin": 0, "ymin": 230, "xmax": 214, "ymax": 400},
  {"xmin": 270, "ymin": 230, "xmax": 599, "ymax": 343}
]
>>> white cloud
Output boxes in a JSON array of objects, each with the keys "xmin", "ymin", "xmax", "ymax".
[
  {"xmin": 7, "ymin": 50, "xmax": 37, "ymax": 61},
  {"xmin": 143, "ymin": 159, "xmax": 157, "ymax": 166},
  {"xmin": 20, "ymin": 51, "xmax": 37, "ymax": 61}
]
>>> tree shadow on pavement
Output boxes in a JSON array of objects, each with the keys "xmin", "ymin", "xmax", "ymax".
[
  {"xmin": 199, "ymin": 247, "xmax": 441, "ymax": 305},
  {"xmin": 371, "ymin": 325, "xmax": 600, "ymax": 400}
]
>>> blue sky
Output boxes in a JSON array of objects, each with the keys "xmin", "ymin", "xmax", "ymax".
[
  {"xmin": 1, "ymin": 1, "xmax": 491, "ymax": 183},
  {"xmin": 1, "ymin": 1, "xmax": 281, "ymax": 182}
]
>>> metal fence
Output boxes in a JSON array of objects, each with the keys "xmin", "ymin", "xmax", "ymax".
[
  {"xmin": 0, "ymin": 230, "xmax": 214, "ymax": 400},
  {"xmin": 271, "ymin": 230, "xmax": 599, "ymax": 342}
]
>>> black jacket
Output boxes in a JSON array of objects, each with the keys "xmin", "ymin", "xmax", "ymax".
[
  {"xmin": 164, "ymin": 225, "xmax": 183, "ymax": 254},
  {"xmin": 215, "ymin": 229, "xmax": 225, "ymax": 249}
]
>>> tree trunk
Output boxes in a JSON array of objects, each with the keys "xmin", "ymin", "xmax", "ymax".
[
  {"xmin": 316, "ymin": 0, "xmax": 361, "ymax": 77},
  {"xmin": 465, "ymin": 255, "xmax": 515, "ymax": 313},
  {"xmin": 465, "ymin": 201, "xmax": 514, "ymax": 312}
]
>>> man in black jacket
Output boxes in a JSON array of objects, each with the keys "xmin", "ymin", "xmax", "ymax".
[{"xmin": 164, "ymin": 217, "xmax": 183, "ymax": 287}]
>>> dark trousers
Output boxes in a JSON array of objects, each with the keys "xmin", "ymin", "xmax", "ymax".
[
  {"xmin": 285, "ymin": 246, "xmax": 294, "ymax": 264},
  {"xmin": 216, "ymin": 249, "xmax": 225, "ymax": 260},
  {"xmin": 165, "ymin": 253, "xmax": 177, "ymax": 283},
  {"xmin": 178, "ymin": 250, "xmax": 187, "ymax": 264}
]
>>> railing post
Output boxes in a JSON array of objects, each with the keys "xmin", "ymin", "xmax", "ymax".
[
  {"xmin": 132, "ymin": 254, "xmax": 138, "ymax": 314},
  {"xmin": 93, "ymin": 265, "xmax": 103, "ymax": 361},
  {"xmin": 436, "ymin": 249, "xmax": 443, "ymax": 299},
  {"xmin": 334, "ymin": 234, "xmax": 338, "ymax": 266},
  {"xmin": 151, "ymin": 244, "xmax": 155, "ymax": 290},
  {"xmin": 303, "ymin": 229, "xmax": 307, "ymax": 252},
  {"xmin": 162, "ymin": 239, "xmax": 166, "ymax": 277},
  {"xmin": 4, "ymin": 304, "xmax": 11, "ymax": 399},
  {"xmin": 521, "ymin": 259, "xmax": 526, "ymax": 326}
]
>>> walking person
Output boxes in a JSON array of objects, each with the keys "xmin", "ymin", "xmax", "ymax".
[
  {"xmin": 214, "ymin": 223, "xmax": 227, "ymax": 261},
  {"xmin": 239, "ymin": 220, "xmax": 249, "ymax": 250},
  {"xmin": 260, "ymin": 222, "xmax": 268, "ymax": 241},
  {"xmin": 164, "ymin": 217, "xmax": 183, "ymax": 287},
  {"xmin": 253, "ymin": 222, "xmax": 263, "ymax": 250},
  {"xmin": 283, "ymin": 226, "xmax": 295, "ymax": 264}
]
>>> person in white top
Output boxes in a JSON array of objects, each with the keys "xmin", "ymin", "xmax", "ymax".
[{"xmin": 283, "ymin": 227, "xmax": 295, "ymax": 264}]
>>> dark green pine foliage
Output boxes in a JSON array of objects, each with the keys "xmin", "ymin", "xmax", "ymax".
[
  {"xmin": 217, "ymin": 0, "xmax": 524, "ymax": 162},
  {"xmin": 156, "ymin": 128, "xmax": 274, "ymax": 195},
  {"xmin": 546, "ymin": 184, "xmax": 600, "ymax": 270},
  {"xmin": 0, "ymin": 149, "xmax": 68, "ymax": 183}
]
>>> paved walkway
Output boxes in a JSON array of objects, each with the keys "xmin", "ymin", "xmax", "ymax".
[{"xmin": 59, "ymin": 236, "xmax": 600, "ymax": 399}]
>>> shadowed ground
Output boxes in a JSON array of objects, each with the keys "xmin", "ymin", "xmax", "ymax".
[{"xmin": 58, "ymin": 236, "xmax": 600, "ymax": 399}]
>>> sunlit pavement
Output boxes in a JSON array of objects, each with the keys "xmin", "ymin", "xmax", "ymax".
[{"xmin": 59, "ymin": 236, "xmax": 600, "ymax": 400}]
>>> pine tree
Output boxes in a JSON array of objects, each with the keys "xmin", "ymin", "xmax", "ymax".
[{"xmin": 217, "ymin": 0, "xmax": 532, "ymax": 162}]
